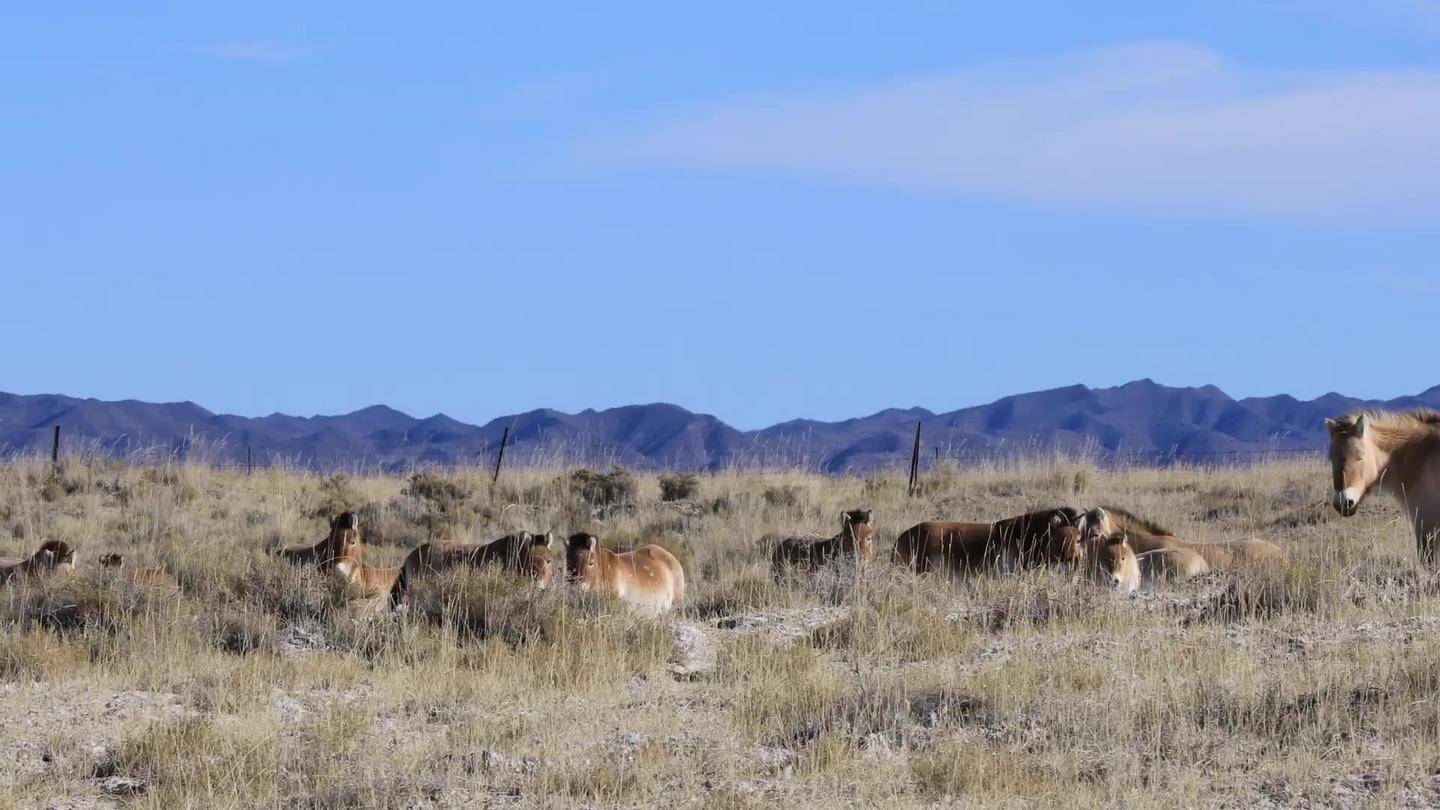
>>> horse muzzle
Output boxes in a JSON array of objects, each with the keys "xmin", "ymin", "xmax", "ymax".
[{"xmin": 1332, "ymin": 490, "xmax": 1360, "ymax": 517}]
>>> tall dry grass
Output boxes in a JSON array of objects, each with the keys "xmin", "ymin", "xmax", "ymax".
[{"xmin": 0, "ymin": 454, "xmax": 1436, "ymax": 807}]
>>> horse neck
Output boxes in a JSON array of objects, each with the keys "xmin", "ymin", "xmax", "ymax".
[{"xmin": 1371, "ymin": 429, "xmax": 1430, "ymax": 498}]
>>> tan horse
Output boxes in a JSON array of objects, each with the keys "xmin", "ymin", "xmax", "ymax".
[
  {"xmin": 1081, "ymin": 507, "xmax": 1284, "ymax": 570},
  {"xmin": 389, "ymin": 531, "xmax": 556, "ymax": 606},
  {"xmin": 1081, "ymin": 533, "xmax": 1140, "ymax": 593},
  {"xmin": 772, "ymin": 509, "xmax": 875, "ymax": 578},
  {"xmin": 564, "ymin": 533, "xmax": 685, "ymax": 616},
  {"xmin": 1078, "ymin": 507, "xmax": 1180, "ymax": 554},
  {"xmin": 893, "ymin": 507, "xmax": 1085, "ymax": 577},
  {"xmin": 1183, "ymin": 539, "xmax": 1283, "ymax": 569},
  {"xmin": 274, "ymin": 512, "xmax": 357, "ymax": 568},
  {"xmin": 1327, "ymin": 410, "xmax": 1440, "ymax": 564},
  {"xmin": 326, "ymin": 522, "xmax": 400, "ymax": 598},
  {"xmin": 0, "ymin": 541, "xmax": 76, "ymax": 585},
  {"xmin": 1135, "ymin": 546, "xmax": 1210, "ymax": 586}
]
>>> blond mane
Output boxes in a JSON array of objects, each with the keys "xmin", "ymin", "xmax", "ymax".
[{"xmin": 1335, "ymin": 409, "xmax": 1440, "ymax": 449}]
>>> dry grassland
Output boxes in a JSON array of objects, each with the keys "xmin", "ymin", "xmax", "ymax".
[{"xmin": 1, "ymin": 456, "xmax": 1437, "ymax": 808}]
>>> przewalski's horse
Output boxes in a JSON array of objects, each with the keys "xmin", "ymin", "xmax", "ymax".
[
  {"xmin": 327, "ymin": 523, "xmax": 400, "ymax": 598},
  {"xmin": 564, "ymin": 533, "xmax": 685, "ymax": 616},
  {"xmin": 1078, "ymin": 506, "xmax": 1180, "ymax": 554},
  {"xmin": 0, "ymin": 540, "xmax": 76, "ymax": 585},
  {"xmin": 772, "ymin": 509, "xmax": 876, "ymax": 578},
  {"xmin": 274, "ymin": 512, "xmax": 358, "ymax": 568},
  {"xmin": 893, "ymin": 507, "xmax": 1085, "ymax": 578},
  {"xmin": 389, "ymin": 531, "xmax": 556, "ymax": 607},
  {"xmin": 1080, "ymin": 507, "xmax": 1284, "ymax": 570},
  {"xmin": 1081, "ymin": 532, "xmax": 1140, "ymax": 593},
  {"xmin": 1327, "ymin": 410, "xmax": 1440, "ymax": 564}
]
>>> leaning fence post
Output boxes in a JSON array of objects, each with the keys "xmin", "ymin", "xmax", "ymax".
[
  {"xmin": 908, "ymin": 420, "xmax": 922, "ymax": 497},
  {"xmin": 492, "ymin": 425, "xmax": 511, "ymax": 485},
  {"xmin": 51, "ymin": 425, "xmax": 61, "ymax": 467}
]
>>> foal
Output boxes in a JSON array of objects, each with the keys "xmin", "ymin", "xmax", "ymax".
[{"xmin": 1327, "ymin": 410, "xmax": 1440, "ymax": 564}]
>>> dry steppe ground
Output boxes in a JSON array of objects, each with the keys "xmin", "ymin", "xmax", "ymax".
[{"xmin": 1, "ymin": 456, "xmax": 1438, "ymax": 809}]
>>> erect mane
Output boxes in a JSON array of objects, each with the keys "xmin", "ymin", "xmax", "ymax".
[
  {"xmin": 1336, "ymin": 408, "xmax": 1440, "ymax": 431},
  {"xmin": 1095, "ymin": 505, "xmax": 1173, "ymax": 537}
]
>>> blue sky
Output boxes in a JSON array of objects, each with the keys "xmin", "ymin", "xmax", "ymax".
[{"xmin": 4, "ymin": 3, "xmax": 1439, "ymax": 429}]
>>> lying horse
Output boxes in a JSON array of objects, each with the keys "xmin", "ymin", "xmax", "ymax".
[
  {"xmin": 893, "ymin": 507, "xmax": 1085, "ymax": 577},
  {"xmin": 0, "ymin": 540, "xmax": 76, "ymax": 585},
  {"xmin": 325, "ymin": 519, "xmax": 400, "ymax": 598},
  {"xmin": 772, "ymin": 509, "xmax": 875, "ymax": 578},
  {"xmin": 1081, "ymin": 507, "xmax": 1282, "ymax": 571},
  {"xmin": 565, "ymin": 533, "xmax": 685, "ymax": 616},
  {"xmin": 1327, "ymin": 410, "xmax": 1440, "ymax": 564},
  {"xmin": 1081, "ymin": 532, "xmax": 1140, "ymax": 593},
  {"xmin": 98, "ymin": 553, "xmax": 183, "ymax": 595},
  {"xmin": 389, "ymin": 531, "xmax": 556, "ymax": 607},
  {"xmin": 274, "ymin": 512, "xmax": 358, "ymax": 568}
]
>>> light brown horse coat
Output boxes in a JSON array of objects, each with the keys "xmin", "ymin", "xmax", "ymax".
[
  {"xmin": 565, "ymin": 533, "xmax": 685, "ymax": 616},
  {"xmin": 1081, "ymin": 507, "xmax": 1283, "ymax": 571},
  {"xmin": 1327, "ymin": 410, "xmax": 1440, "ymax": 564}
]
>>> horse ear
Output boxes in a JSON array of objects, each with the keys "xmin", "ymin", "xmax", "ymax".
[
  {"xmin": 542, "ymin": 531, "xmax": 555, "ymax": 547},
  {"xmin": 519, "ymin": 530, "xmax": 533, "ymax": 544},
  {"xmin": 586, "ymin": 535, "xmax": 598, "ymax": 553},
  {"xmin": 1324, "ymin": 417, "xmax": 1339, "ymax": 432},
  {"xmin": 1354, "ymin": 414, "xmax": 1369, "ymax": 437},
  {"xmin": 862, "ymin": 509, "xmax": 872, "ymax": 523}
]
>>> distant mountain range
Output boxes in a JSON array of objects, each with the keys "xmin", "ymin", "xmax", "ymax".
[{"xmin": 2, "ymin": 380, "xmax": 1437, "ymax": 473}]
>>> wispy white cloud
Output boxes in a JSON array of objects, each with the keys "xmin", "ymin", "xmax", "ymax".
[
  {"xmin": 594, "ymin": 42, "xmax": 1440, "ymax": 220},
  {"xmin": 196, "ymin": 42, "xmax": 309, "ymax": 63}
]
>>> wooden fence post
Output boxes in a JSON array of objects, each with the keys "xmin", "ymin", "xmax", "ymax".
[
  {"xmin": 492, "ymin": 426, "xmax": 511, "ymax": 485},
  {"xmin": 51, "ymin": 425, "xmax": 61, "ymax": 467},
  {"xmin": 908, "ymin": 421, "xmax": 922, "ymax": 497}
]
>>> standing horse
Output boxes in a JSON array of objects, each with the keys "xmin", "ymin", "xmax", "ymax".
[{"xmin": 1327, "ymin": 410, "xmax": 1440, "ymax": 564}]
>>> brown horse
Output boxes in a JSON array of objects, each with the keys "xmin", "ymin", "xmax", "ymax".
[
  {"xmin": 389, "ymin": 531, "xmax": 556, "ymax": 606},
  {"xmin": 274, "ymin": 512, "xmax": 358, "ymax": 569},
  {"xmin": 0, "ymin": 541, "xmax": 76, "ymax": 585},
  {"xmin": 772, "ymin": 509, "xmax": 875, "ymax": 578},
  {"xmin": 329, "ymin": 526, "xmax": 401, "ymax": 598},
  {"xmin": 893, "ymin": 507, "xmax": 1085, "ymax": 577},
  {"xmin": 565, "ymin": 533, "xmax": 685, "ymax": 616},
  {"xmin": 1327, "ymin": 410, "xmax": 1440, "ymax": 564}
]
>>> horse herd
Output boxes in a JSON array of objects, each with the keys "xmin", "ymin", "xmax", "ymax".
[{"xmin": 0, "ymin": 408, "xmax": 1435, "ymax": 616}]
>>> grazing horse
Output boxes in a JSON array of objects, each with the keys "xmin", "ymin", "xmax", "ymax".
[
  {"xmin": 274, "ymin": 512, "xmax": 358, "ymax": 568},
  {"xmin": 0, "ymin": 540, "xmax": 76, "ymax": 585},
  {"xmin": 1081, "ymin": 533, "xmax": 1140, "ymax": 593},
  {"xmin": 564, "ymin": 533, "xmax": 685, "ymax": 616},
  {"xmin": 893, "ymin": 507, "xmax": 1085, "ymax": 577},
  {"xmin": 772, "ymin": 509, "xmax": 876, "ymax": 578},
  {"xmin": 1327, "ymin": 410, "xmax": 1440, "ymax": 564},
  {"xmin": 389, "ymin": 531, "xmax": 556, "ymax": 607}
]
